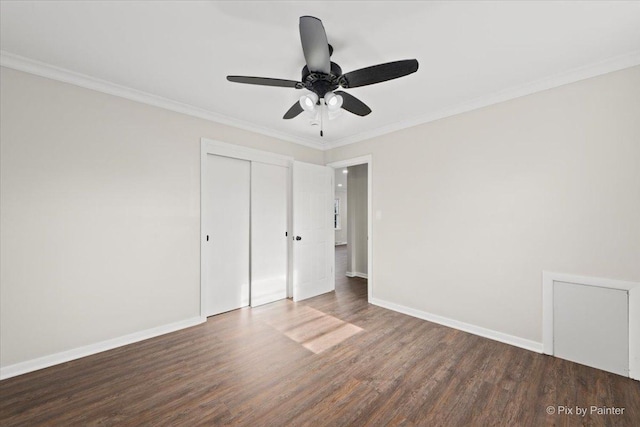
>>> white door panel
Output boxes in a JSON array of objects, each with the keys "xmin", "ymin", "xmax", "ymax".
[
  {"xmin": 293, "ymin": 161, "xmax": 334, "ymax": 301},
  {"xmin": 203, "ymin": 154, "xmax": 250, "ymax": 316},
  {"xmin": 554, "ymin": 281, "xmax": 629, "ymax": 376},
  {"xmin": 251, "ymin": 162, "xmax": 288, "ymax": 307}
]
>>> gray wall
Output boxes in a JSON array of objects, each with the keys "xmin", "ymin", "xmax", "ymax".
[
  {"xmin": 0, "ymin": 67, "xmax": 323, "ymax": 369},
  {"xmin": 326, "ymin": 66, "xmax": 640, "ymax": 345}
]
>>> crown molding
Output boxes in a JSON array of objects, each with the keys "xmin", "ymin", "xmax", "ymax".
[
  {"xmin": 0, "ymin": 51, "xmax": 325, "ymax": 150},
  {"xmin": 325, "ymin": 50, "xmax": 640, "ymax": 150},
  {"xmin": 3, "ymin": 50, "xmax": 639, "ymax": 152}
]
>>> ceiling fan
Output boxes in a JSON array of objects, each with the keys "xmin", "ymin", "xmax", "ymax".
[{"xmin": 227, "ymin": 16, "xmax": 419, "ymax": 136}]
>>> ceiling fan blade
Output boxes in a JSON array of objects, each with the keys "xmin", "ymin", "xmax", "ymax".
[
  {"xmin": 227, "ymin": 76, "xmax": 302, "ymax": 88},
  {"xmin": 339, "ymin": 59, "xmax": 419, "ymax": 88},
  {"xmin": 299, "ymin": 16, "xmax": 331, "ymax": 74},
  {"xmin": 334, "ymin": 91, "xmax": 372, "ymax": 116},
  {"xmin": 283, "ymin": 101, "xmax": 304, "ymax": 119}
]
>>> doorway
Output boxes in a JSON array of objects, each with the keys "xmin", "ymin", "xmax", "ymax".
[{"xmin": 328, "ymin": 155, "xmax": 373, "ymax": 302}]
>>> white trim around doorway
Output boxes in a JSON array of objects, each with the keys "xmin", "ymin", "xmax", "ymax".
[{"xmin": 327, "ymin": 155, "xmax": 373, "ymax": 303}]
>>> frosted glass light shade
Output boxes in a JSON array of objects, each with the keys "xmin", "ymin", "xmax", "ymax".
[
  {"xmin": 299, "ymin": 93, "xmax": 319, "ymax": 112},
  {"xmin": 324, "ymin": 92, "xmax": 343, "ymax": 112}
]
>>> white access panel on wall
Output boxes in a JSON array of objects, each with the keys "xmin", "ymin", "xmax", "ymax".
[
  {"xmin": 553, "ymin": 281, "xmax": 629, "ymax": 376},
  {"xmin": 203, "ymin": 154, "xmax": 250, "ymax": 316},
  {"xmin": 250, "ymin": 162, "xmax": 288, "ymax": 307},
  {"xmin": 292, "ymin": 161, "xmax": 334, "ymax": 301}
]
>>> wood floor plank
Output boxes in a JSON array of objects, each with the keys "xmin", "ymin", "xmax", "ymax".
[{"xmin": 1, "ymin": 245, "xmax": 639, "ymax": 426}]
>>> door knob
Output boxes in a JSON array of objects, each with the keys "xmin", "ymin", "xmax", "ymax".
[{"xmin": 295, "ymin": 236, "xmax": 302, "ymax": 241}]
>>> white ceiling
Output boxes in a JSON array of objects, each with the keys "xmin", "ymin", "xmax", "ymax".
[{"xmin": 2, "ymin": 1, "xmax": 639, "ymax": 150}]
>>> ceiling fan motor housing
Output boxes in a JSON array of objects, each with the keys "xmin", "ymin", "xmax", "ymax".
[{"xmin": 301, "ymin": 62, "xmax": 343, "ymax": 98}]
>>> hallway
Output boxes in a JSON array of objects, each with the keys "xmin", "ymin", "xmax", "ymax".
[{"xmin": 333, "ymin": 243, "xmax": 368, "ymax": 304}]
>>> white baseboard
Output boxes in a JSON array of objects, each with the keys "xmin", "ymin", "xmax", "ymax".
[
  {"xmin": 345, "ymin": 271, "xmax": 368, "ymax": 279},
  {"xmin": 370, "ymin": 298, "xmax": 543, "ymax": 354},
  {"xmin": 0, "ymin": 316, "xmax": 205, "ymax": 380}
]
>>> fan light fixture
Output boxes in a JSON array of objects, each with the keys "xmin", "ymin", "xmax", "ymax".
[
  {"xmin": 299, "ymin": 93, "xmax": 319, "ymax": 112},
  {"xmin": 324, "ymin": 92, "xmax": 343, "ymax": 112}
]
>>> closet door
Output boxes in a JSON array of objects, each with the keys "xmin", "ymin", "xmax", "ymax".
[
  {"xmin": 203, "ymin": 154, "xmax": 250, "ymax": 316},
  {"xmin": 250, "ymin": 162, "xmax": 288, "ymax": 307}
]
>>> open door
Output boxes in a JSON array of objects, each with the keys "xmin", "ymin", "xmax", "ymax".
[{"xmin": 292, "ymin": 161, "xmax": 334, "ymax": 301}]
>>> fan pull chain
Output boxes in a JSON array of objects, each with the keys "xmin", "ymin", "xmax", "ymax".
[{"xmin": 320, "ymin": 100, "xmax": 324, "ymax": 137}]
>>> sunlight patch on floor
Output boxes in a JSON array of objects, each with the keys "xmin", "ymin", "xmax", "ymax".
[{"xmin": 257, "ymin": 305, "xmax": 363, "ymax": 354}]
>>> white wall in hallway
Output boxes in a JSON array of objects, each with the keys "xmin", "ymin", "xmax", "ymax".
[
  {"xmin": 347, "ymin": 164, "xmax": 368, "ymax": 277},
  {"xmin": 335, "ymin": 189, "xmax": 347, "ymax": 245}
]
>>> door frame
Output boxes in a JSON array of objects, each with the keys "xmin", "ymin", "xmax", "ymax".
[
  {"xmin": 200, "ymin": 138, "xmax": 293, "ymax": 317},
  {"xmin": 327, "ymin": 155, "xmax": 373, "ymax": 303}
]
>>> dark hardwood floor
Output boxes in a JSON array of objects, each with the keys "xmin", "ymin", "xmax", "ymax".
[{"xmin": 1, "ymin": 245, "xmax": 638, "ymax": 426}]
